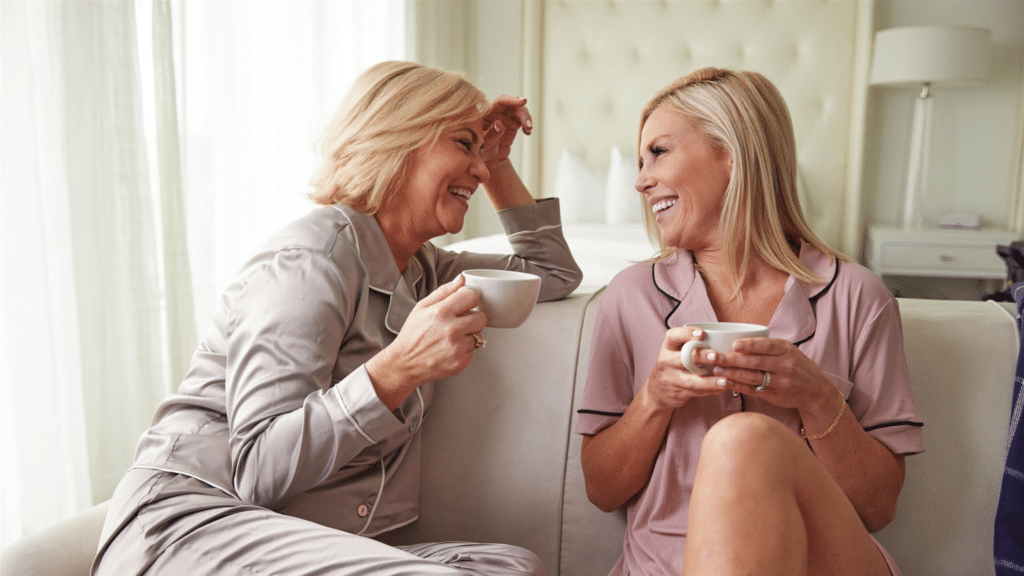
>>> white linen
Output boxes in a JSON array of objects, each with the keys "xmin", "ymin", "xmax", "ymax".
[
  {"xmin": 553, "ymin": 148, "xmax": 607, "ymax": 224},
  {"xmin": 445, "ymin": 223, "xmax": 655, "ymax": 288},
  {"xmin": 605, "ymin": 146, "xmax": 643, "ymax": 225}
]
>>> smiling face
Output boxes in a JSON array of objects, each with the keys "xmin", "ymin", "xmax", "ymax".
[
  {"xmin": 637, "ymin": 106, "xmax": 733, "ymax": 252},
  {"xmin": 378, "ymin": 118, "xmax": 490, "ymax": 255}
]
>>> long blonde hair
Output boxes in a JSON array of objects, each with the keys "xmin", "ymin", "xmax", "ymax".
[
  {"xmin": 309, "ymin": 61, "xmax": 489, "ymax": 213},
  {"xmin": 638, "ymin": 67, "xmax": 846, "ymax": 288}
]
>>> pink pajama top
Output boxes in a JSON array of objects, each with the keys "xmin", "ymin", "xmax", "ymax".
[{"xmin": 575, "ymin": 244, "xmax": 925, "ymax": 576}]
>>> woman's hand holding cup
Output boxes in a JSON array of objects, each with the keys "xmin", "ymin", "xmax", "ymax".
[
  {"xmin": 366, "ymin": 276, "xmax": 486, "ymax": 410},
  {"xmin": 680, "ymin": 322, "xmax": 770, "ymax": 376}
]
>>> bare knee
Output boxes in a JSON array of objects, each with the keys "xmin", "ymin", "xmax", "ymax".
[{"xmin": 697, "ymin": 413, "xmax": 801, "ymax": 480}]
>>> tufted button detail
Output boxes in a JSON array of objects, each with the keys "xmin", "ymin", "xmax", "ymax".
[{"xmin": 357, "ymin": 504, "xmax": 369, "ymax": 517}]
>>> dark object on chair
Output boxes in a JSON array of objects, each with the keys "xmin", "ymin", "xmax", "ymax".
[
  {"xmin": 985, "ymin": 242, "xmax": 1024, "ymax": 302},
  {"xmin": 993, "ymin": 281, "xmax": 1024, "ymax": 575}
]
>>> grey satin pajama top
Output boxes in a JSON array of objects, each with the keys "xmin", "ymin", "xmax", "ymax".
[{"xmin": 130, "ymin": 199, "xmax": 582, "ymax": 537}]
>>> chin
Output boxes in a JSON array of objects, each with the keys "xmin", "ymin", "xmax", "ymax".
[{"xmin": 445, "ymin": 219, "xmax": 466, "ymax": 236}]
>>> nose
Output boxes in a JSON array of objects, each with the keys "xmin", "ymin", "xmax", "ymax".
[
  {"xmin": 635, "ymin": 166, "xmax": 654, "ymax": 195},
  {"xmin": 470, "ymin": 155, "xmax": 490, "ymax": 184}
]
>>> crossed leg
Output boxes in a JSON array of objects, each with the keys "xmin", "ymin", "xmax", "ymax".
[{"xmin": 682, "ymin": 412, "xmax": 893, "ymax": 576}]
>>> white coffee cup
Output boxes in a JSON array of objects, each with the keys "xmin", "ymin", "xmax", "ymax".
[
  {"xmin": 461, "ymin": 269, "xmax": 542, "ymax": 329},
  {"xmin": 680, "ymin": 322, "xmax": 769, "ymax": 376}
]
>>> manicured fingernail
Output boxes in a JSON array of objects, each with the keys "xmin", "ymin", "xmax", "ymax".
[
  {"xmin": 707, "ymin": 351, "xmax": 717, "ymax": 362},
  {"xmin": 716, "ymin": 378, "xmax": 727, "ymax": 387},
  {"xmin": 733, "ymin": 341, "xmax": 744, "ymax": 351},
  {"xmin": 713, "ymin": 366, "xmax": 725, "ymax": 375}
]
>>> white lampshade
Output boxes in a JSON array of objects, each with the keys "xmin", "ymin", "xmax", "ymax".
[{"xmin": 870, "ymin": 26, "xmax": 991, "ymax": 87}]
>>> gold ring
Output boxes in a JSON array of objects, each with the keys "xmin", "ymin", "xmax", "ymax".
[{"xmin": 472, "ymin": 333, "xmax": 486, "ymax": 349}]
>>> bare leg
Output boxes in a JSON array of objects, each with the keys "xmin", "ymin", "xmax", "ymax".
[{"xmin": 682, "ymin": 413, "xmax": 891, "ymax": 576}]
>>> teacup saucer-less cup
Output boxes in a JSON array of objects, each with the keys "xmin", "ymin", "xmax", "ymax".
[
  {"xmin": 461, "ymin": 269, "xmax": 541, "ymax": 329},
  {"xmin": 680, "ymin": 322, "xmax": 769, "ymax": 375}
]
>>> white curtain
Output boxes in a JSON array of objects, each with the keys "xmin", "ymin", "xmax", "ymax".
[
  {"xmin": 0, "ymin": 0, "xmax": 404, "ymax": 546},
  {"xmin": 176, "ymin": 0, "xmax": 404, "ymax": 330}
]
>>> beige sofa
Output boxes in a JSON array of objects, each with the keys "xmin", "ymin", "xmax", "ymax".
[{"xmin": 2, "ymin": 288, "xmax": 1019, "ymax": 576}]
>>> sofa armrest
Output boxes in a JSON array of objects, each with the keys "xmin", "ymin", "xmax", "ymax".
[
  {"xmin": 874, "ymin": 298, "xmax": 1018, "ymax": 576},
  {"xmin": 1, "ymin": 501, "xmax": 108, "ymax": 576}
]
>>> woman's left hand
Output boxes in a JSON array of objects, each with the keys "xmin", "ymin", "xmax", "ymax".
[
  {"xmin": 710, "ymin": 337, "xmax": 836, "ymax": 414},
  {"xmin": 482, "ymin": 95, "xmax": 532, "ymax": 164}
]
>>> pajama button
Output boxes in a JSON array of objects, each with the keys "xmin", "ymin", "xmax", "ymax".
[
  {"xmin": 409, "ymin": 419, "xmax": 419, "ymax": 432},
  {"xmin": 357, "ymin": 504, "xmax": 369, "ymax": 517}
]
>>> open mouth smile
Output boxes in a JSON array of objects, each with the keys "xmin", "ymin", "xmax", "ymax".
[
  {"xmin": 652, "ymin": 198, "xmax": 677, "ymax": 213},
  {"xmin": 450, "ymin": 187, "xmax": 473, "ymax": 201}
]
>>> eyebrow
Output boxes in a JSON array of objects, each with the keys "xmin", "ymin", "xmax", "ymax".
[
  {"xmin": 454, "ymin": 127, "xmax": 480, "ymax": 144},
  {"xmin": 641, "ymin": 134, "xmax": 670, "ymax": 149}
]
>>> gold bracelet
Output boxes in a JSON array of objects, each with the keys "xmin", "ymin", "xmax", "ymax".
[{"xmin": 800, "ymin": 394, "xmax": 846, "ymax": 441}]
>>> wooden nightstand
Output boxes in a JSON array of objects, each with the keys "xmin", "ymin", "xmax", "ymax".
[
  {"xmin": 867, "ymin": 225, "xmax": 1018, "ymax": 279},
  {"xmin": 866, "ymin": 225, "xmax": 1019, "ymax": 300}
]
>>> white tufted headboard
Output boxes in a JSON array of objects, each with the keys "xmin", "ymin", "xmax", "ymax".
[{"xmin": 520, "ymin": 0, "xmax": 876, "ymax": 256}]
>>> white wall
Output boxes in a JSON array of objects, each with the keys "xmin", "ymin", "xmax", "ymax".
[
  {"xmin": 466, "ymin": 0, "xmax": 1024, "ymax": 243},
  {"xmin": 862, "ymin": 0, "xmax": 1024, "ymax": 232}
]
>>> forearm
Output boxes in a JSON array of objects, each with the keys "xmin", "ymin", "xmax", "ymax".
[
  {"xmin": 365, "ymin": 347, "xmax": 421, "ymax": 412},
  {"xmin": 230, "ymin": 365, "xmax": 398, "ymax": 506},
  {"xmin": 482, "ymin": 158, "xmax": 535, "ymax": 210},
  {"xmin": 581, "ymin": 386, "xmax": 674, "ymax": 512},
  {"xmin": 803, "ymin": 397, "xmax": 906, "ymax": 532}
]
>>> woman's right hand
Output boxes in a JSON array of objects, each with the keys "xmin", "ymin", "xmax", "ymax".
[
  {"xmin": 365, "ymin": 275, "xmax": 486, "ymax": 410},
  {"xmin": 642, "ymin": 326, "xmax": 729, "ymax": 411},
  {"xmin": 582, "ymin": 325, "xmax": 728, "ymax": 511}
]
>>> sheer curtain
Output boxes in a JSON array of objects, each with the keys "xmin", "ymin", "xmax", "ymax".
[
  {"xmin": 0, "ymin": 0, "xmax": 404, "ymax": 546},
  {"xmin": 175, "ymin": 0, "xmax": 404, "ymax": 331}
]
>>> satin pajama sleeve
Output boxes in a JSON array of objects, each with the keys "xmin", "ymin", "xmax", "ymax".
[
  {"xmin": 430, "ymin": 198, "xmax": 583, "ymax": 301},
  {"xmin": 224, "ymin": 247, "xmax": 405, "ymax": 507}
]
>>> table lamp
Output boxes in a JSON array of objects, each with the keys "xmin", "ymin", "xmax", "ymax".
[{"xmin": 870, "ymin": 25, "xmax": 991, "ymax": 228}]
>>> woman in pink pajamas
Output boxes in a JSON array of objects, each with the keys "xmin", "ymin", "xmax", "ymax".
[{"xmin": 576, "ymin": 67, "xmax": 924, "ymax": 576}]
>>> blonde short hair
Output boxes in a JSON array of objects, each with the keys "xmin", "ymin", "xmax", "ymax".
[
  {"xmin": 638, "ymin": 67, "xmax": 846, "ymax": 287},
  {"xmin": 309, "ymin": 61, "xmax": 489, "ymax": 212}
]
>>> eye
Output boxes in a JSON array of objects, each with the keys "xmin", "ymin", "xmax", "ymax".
[
  {"xmin": 649, "ymin": 145, "xmax": 667, "ymax": 156},
  {"xmin": 457, "ymin": 139, "xmax": 473, "ymax": 152}
]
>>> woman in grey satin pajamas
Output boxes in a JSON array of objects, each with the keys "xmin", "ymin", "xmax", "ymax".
[{"xmin": 91, "ymin": 61, "xmax": 582, "ymax": 576}]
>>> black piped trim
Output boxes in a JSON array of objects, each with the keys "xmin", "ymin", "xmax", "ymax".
[
  {"xmin": 793, "ymin": 333, "xmax": 814, "ymax": 347},
  {"xmin": 792, "ymin": 260, "xmax": 842, "ymax": 347},
  {"xmin": 809, "ymin": 259, "xmax": 841, "ymax": 303},
  {"xmin": 577, "ymin": 409, "xmax": 625, "ymax": 417},
  {"xmin": 864, "ymin": 420, "xmax": 924, "ymax": 432},
  {"xmin": 651, "ymin": 263, "xmax": 680, "ymax": 330}
]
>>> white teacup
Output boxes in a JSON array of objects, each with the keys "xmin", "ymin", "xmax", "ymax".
[
  {"xmin": 461, "ymin": 269, "xmax": 542, "ymax": 329},
  {"xmin": 680, "ymin": 322, "xmax": 769, "ymax": 376}
]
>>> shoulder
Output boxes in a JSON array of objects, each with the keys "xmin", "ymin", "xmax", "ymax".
[
  {"xmin": 262, "ymin": 206, "xmax": 357, "ymax": 255},
  {"xmin": 231, "ymin": 207, "xmax": 365, "ymax": 298},
  {"xmin": 799, "ymin": 244, "xmax": 893, "ymax": 312},
  {"xmin": 603, "ymin": 262, "xmax": 657, "ymax": 305},
  {"xmin": 806, "ymin": 257, "xmax": 901, "ymax": 343},
  {"xmin": 832, "ymin": 258, "xmax": 895, "ymax": 310}
]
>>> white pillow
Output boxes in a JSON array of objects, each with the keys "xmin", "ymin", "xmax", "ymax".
[
  {"xmin": 553, "ymin": 148, "xmax": 606, "ymax": 224},
  {"xmin": 605, "ymin": 146, "xmax": 643, "ymax": 225}
]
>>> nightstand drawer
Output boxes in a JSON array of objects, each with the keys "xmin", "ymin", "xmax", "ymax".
[{"xmin": 877, "ymin": 242, "xmax": 1005, "ymax": 278}]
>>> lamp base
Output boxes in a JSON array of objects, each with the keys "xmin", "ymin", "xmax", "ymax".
[{"xmin": 901, "ymin": 83, "xmax": 933, "ymax": 229}]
